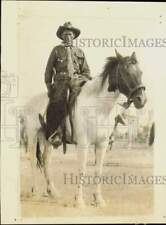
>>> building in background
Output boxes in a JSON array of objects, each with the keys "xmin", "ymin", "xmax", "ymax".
[{"xmin": 113, "ymin": 97, "xmax": 154, "ymax": 148}]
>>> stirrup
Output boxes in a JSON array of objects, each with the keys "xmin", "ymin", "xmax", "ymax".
[{"xmin": 48, "ymin": 130, "xmax": 62, "ymax": 148}]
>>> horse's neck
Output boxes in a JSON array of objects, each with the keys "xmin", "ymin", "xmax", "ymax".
[{"xmin": 80, "ymin": 76, "xmax": 120, "ymax": 116}]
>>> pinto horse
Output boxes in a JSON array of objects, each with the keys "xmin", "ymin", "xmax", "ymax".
[{"xmin": 23, "ymin": 50, "xmax": 147, "ymax": 207}]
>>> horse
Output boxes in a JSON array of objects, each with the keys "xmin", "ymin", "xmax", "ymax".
[{"xmin": 23, "ymin": 49, "xmax": 147, "ymax": 207}]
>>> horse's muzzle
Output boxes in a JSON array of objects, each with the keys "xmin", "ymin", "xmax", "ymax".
[{"xmin": 133, "ymin": 92, "xmax": 147, "ymax": 109}]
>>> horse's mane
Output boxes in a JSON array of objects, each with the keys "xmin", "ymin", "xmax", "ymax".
[{"xmin": 100, "ymin": 57, "xmax": 119, "ymax": 88}]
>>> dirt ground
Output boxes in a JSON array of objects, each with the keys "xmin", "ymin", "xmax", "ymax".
[{"xmin": 21, "ymin": 143, "xmax": 154, "ymax": 218}]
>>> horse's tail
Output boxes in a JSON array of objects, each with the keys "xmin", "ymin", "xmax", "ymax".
[
  {"xmin": 36, "ymin": 137, "xmax": 43, "ymax": 171},
  {"xmin": 36, "ymin": 113, "xmax": 46, "ymax": 169},
  {"xmin": 39, "ymin": 113, "xmax": 47, "ymax": 131}
]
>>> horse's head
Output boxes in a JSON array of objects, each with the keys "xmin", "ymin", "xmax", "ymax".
[{"xmin": 107, "ymin": 50, "xmax": 147, "ymax": 109}]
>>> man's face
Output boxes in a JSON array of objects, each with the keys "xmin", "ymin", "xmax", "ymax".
[{"xmin": 62, "ymin": 30, "xmax": 75, "ymax": 45}]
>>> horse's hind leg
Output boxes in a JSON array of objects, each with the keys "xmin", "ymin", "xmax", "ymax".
[
  {"xmin": 42, "ymin": 140, "xmax": 59, "ymax": 199},
  {"xmin": 93, "ymin": 141, "xmax": 107, "ymax": 207},
  {"xmin": 28, "ymin": 133, "xmax": 38, "ymax": 196}
]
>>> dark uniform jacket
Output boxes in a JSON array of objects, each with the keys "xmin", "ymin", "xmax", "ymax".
[
  {"xmin": 45, "ymin": 44, "xmax": 91, "ymax": 140},
  {"xmin": 45, "ymin": 44, "xmax": 91, "ymax": 90}
]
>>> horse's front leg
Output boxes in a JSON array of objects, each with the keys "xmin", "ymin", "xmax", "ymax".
[
  {"xmin": 42, "ymin": 141, "xmax": 59, "ymax": 199},
  {"xmin": 94, "ymin": 141, "xmax": 107, "ymax": 207},
  {"xmin": 75, "ymin": 144, "xmax": 88, "ymax": 208}
]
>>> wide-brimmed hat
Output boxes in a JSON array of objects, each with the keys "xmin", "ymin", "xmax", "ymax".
[{"xmin": 56, "ymin": 22, "xmax": 81, "ymax": 40}]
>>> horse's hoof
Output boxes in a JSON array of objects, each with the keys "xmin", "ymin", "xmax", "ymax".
[
  {"xmin": 31, "ymin": 186, "xmax": 37, "ymax": 196},
  {"xmin": 74, "ymin": 201, "xmax": 86, "ymax": 208},
  {"xmin": 95, "ymin": 199, "xmax": 106, "ymax": 207},
  {"xmin": 74, "ymin": 197, "xmax": 86, "ymax": 208},
  {"xmin": 47, "ymin": 187, "xmax": 60, "ymax": 199},
  {"xmin": 93, "ymin": 193, "xmax": 106, "ymax": 207},
  {"xmin": 42, "ymin": 191, "xmax": 49, "ymax": 197},
  {"xmin": 91, "ymin": 199, "xmax": 106, "ymax": 207}
]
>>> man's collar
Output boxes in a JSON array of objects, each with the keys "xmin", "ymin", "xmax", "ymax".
[{"xmin": 61, "ymin": 41, "xmax": 74, "ymax": 47}]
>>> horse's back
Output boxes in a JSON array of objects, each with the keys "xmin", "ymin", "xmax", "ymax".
[{"xmin": 24, "ymin": 93, "xmax": 49, "ymax": 131}]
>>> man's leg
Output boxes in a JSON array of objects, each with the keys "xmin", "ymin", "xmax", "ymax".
[
  {"xmin": 46, "ymin": 101, "xmax": 64, "ymax": 139},
  {"xmin": 46, "ymin": 80, "xmax": 68, "ymax": 144}
]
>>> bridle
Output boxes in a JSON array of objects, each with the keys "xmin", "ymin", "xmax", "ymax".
[{"xmin": 114, "ymin": 63, "xmax": 145, "ymax": 109}]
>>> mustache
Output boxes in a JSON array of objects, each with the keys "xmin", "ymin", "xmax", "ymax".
[{"xmin": 65, "ymin": 38, "xmax": 72, "ymax": 42}]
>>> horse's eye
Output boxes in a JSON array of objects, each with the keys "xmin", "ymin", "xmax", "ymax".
[{"xmin": 132, "ymin": 59, "xmax": 137, "ymax": 64}]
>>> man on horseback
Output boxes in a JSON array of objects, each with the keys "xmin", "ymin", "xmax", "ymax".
[{"xmin": 44, "ymin": 22, "xmax": 92, "ymax": 147}]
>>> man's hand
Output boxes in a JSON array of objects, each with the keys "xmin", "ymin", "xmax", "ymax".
[
  {"xmin": 77, "ymin": 74, "xmax": 92, "ymax": 81},
  {"xmin": 47, "ymin": 89, "xmax": 52, "ymax": 98},
  {"xmin": 47, "ymin": 83, "xmax": 53, "ymax": 98}
]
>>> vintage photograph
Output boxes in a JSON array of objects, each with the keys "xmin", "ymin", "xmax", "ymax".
[{"xmin": 1, "ymin": 1, "xmax": 166, "ymax": 224}]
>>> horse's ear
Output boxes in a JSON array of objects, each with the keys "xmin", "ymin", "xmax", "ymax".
[
  {"xmin": 115, "ymin": 49, "xmax": 123, "ymax": 62},
  {"xmin": 131, "ymin": 52, "xmax": 137, "ymax": 61}
]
